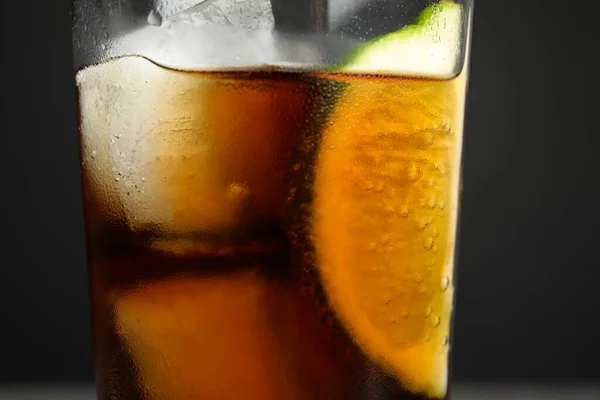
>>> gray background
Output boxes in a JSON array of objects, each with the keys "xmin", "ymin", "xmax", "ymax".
[{"xmin": 1, "ymin": 0, "xmax": 599, "ymax": 384}]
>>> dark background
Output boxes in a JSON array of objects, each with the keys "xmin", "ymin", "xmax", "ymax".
[{"xmin": 1, "ymin": 0, "xmax": 598, "ymax": 384}]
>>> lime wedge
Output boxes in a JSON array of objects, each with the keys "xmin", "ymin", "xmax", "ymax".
[{"xmin": 341, "ymin": 2, "xmax": 463, "ymax": 77}]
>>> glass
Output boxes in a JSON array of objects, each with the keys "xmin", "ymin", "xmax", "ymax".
[{"xmin": 72, "ymin": 1, "xmax": 473, "ymax": 399}]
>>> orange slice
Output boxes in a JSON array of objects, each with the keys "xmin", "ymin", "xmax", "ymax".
[{"xmin": 312, "ymin": 71, "xmax": 466, "ymax": 398}]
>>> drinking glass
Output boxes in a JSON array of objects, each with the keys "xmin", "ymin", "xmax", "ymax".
[{"xmin": 72, "ymin": 1, "xmax": 473, "ymax": 399}]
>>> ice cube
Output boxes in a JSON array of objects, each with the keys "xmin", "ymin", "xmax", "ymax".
[
  {"xmin": 154, "ymin": 0, "xmax": 210, "ymax": 19},
  {"xmin": 167, "ymin": 0, "xmax": 274, "ymax": 30}
]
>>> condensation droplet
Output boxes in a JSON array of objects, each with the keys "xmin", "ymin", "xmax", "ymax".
[
  {"xmin": 424, "ymin": 237, "xmax": 435, "ymax": 250},
  {"xmin": 91, "ymin": 150, "xmax": 96, "ymax": 159},
  {"xmin": 407, "ymin": 163, "xmax": 421, "ymax": 180},
  {"xmin": 399, "ymin": 205, "xmax": 410, "ymax": 218},
  {"xmin": 418, "ymin": 218, "xmax": 433, "ymax": 230},
  {"xmin": 427, "ymin": 196, "xmax": 437, "ymax": 209},
  {"xmin": 147, "ymin": 9, "xmax": 163, "ymax": 26},
  {"xmin": 424, "ymin": 131, "xmax": 434, "ymax": 145},
  {"xmin": 443, "ymin": 336, "xmax": 449, "ymax": 346},
  {"xmin": 441, "ymin": 276, "xmax": 450, "ymax": 291},
  {"xmin": 227, "ymin": 182, "xmax": 249, "ymax": 203},
  {"xmin": 431, "ymin": 316, "xmax": 441, "ymax": 327}
]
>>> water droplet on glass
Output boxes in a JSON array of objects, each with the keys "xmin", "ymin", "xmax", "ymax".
[
  {"xmin": 407, "ymin": 163, "xmax": 420, "ymax": 180},
  {"xmin": 443, "ymin": 336, "xmax": 449, "ymax": 346},
  {"xmin": 399, "ymin": 205, "xmax": 410, "ymax": 218},
  {"xmin": 441, "ymin": 276, "xmax": 450, "ymax": 291},
  {"xmin": 227, "ymin": 182, "xmax": 249, "ymax": 202},
  {"xmin": 147, "ymin": 10, "xmax": 163, "ymax": 26},
  {"xmin": 418, "ymin": 218, "xmax": 432, "ymax": 230},
  {"xmin": 424, "ymin": 131, "xmax": 435, "ymax": 145},
  {"xmin": 424, "ymin": 237, "xmax": 435, "ymax": 250},
  {"xmin": 431, "ymin": 316, "xmax": 441, "ymax": 327},
  {"xmin": 427, "ymin": 196, "xmax": 437, "ymax": 209},
  {"xmin": 91, "ymin": 150, "xmax": 96, "ymax": 159}
]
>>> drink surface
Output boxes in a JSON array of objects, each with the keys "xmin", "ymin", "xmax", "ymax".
[{"xmin": 77, "ymin": 55, "xmax": 466, "ymax": 400}]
